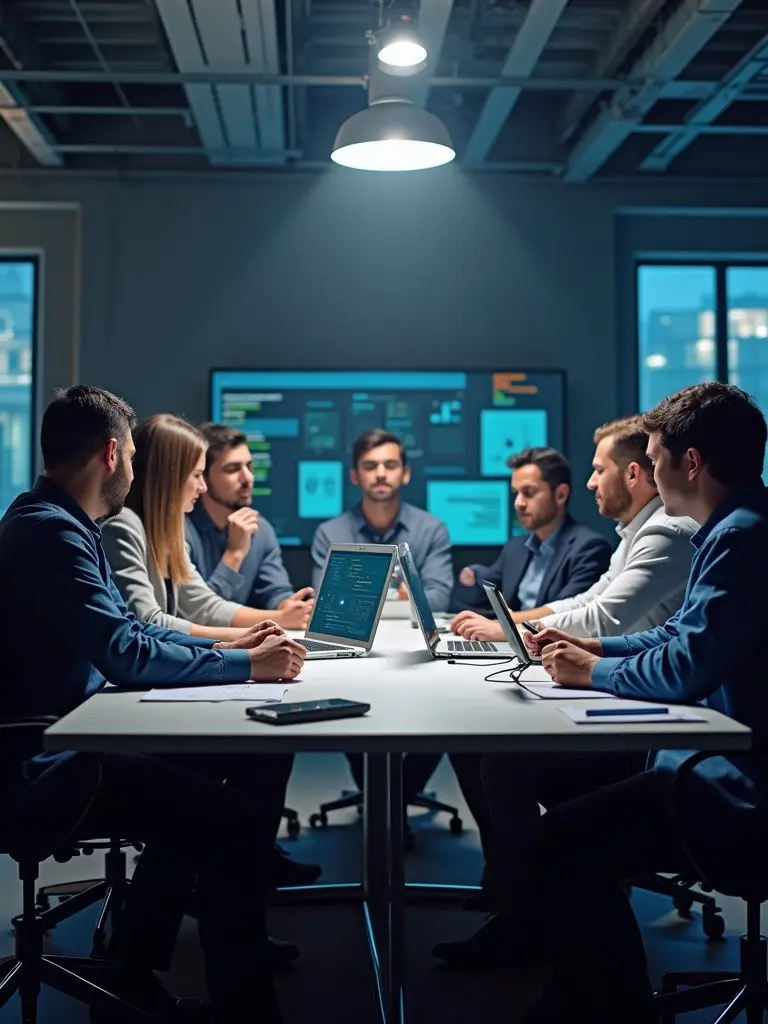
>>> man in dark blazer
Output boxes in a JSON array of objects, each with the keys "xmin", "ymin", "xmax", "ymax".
[
  {"xmin": 450, "ymin": 447, "xmax": 613, "ymax": 879},
  {"xmin": 454, "ymin": 446, "xmax": 613, "ymax": 614}
]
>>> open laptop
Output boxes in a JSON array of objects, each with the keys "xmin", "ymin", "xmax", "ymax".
[
  {"xmin": 296, "ymin": 543, "xmax": 398, "ymax": 660},
  {"xmin": 482, "ymin": 580, "xmax": 542, "ymax": 667},
  {"xmin": 398, "ymin": 543, "xmax": 512, "ymax": 659}
]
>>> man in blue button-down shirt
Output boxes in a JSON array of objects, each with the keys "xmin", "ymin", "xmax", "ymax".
[
  {"xmin": 186, "ymin": 423, "xmax": 314, "ymax": 630},
  {"xmin": 445, "ymin": 383, "xmax": 768, "ymax": 1023},
  {"xmin": 0, "ymin": 386, "xmax": 306, "ymax": 1023},
  {"xmin": 311, "ymin": 428, "xmax": 454, "ymax": 816}
]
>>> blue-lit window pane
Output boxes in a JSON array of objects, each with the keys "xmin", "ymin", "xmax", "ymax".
[
  {"xmin": 637, "ymin": 265, "xmax": 717, "ymax": 411},
  {"xmin": 0, "ymin": 261, "xmax": 36, "ymax": 514},
  {"xmin": 727, "ymin": 267, "xmax": 768, "ymax": 410}
]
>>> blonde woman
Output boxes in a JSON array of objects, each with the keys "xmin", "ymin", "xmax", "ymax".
[
  {"xmin": 102, "ymin": 413, "xmax": 321, "ymax": 959},
  {"xmin": 102, "ymin": 413, "xmax": 307, "ymax": 641}
]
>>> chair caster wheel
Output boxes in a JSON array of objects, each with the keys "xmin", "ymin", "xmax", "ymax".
[
  {"xmin": 449, "ymin": 816, "xmax": 463, "ymax": 836},
  {"xmin": 285, "ymin": 817, "xmax": 301, "ymax": 837},
  {"xmin": 673, "ymin": 895, "xmax": 694, "ymax": 919},
  {"xmin": 35, "ymin": 894, "xmax": 50, "ymax": 913},
  {"xmin": 309, "ymin": 813, "xmax": 328, "ymax": 829},
  {"xmin": 703, "ymin": 908, "xmax": 725, "ymax": 940}
]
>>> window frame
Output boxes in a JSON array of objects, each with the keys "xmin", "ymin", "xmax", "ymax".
[
  {"xmin": 0, "ymin": 254, "xmax": 40, "ymax": 501},
  {"xmin": 635, "ymin": 258, "xmax": 768, "ymax": 410}
]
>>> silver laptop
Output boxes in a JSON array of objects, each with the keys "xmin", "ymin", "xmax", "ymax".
[
  {"xmin": 398, "ymin": 543, "xmax": 512, "ymax": 659},
  {"xmin": 297, "ymin": 543, "xmax": 398, "ymax": 660},
  {"xmin": 482, "ymin": 581, "xmax": 542, "ymax": 667}
]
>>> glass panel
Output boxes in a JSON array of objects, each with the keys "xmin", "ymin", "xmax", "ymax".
[
  {"xmin": 726, "ymin": 266, "xmax": 768, "ymax": 411},
  {"xmin": 637, "ymin": 265, "xmax": 717, "ymax": 411},
  {"xmin": 0, "ymin": 260, "xmax": 35, "ymax": 514}
]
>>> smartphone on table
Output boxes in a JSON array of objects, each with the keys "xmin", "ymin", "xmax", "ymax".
[{"xmin": 246, "ymin": 698, "xmax": 371, "ymax": 725}]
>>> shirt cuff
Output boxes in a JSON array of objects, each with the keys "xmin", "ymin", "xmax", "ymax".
[
  {"xmin": 590, "ymin": 657, "xmax": 624, "ymax": 695},
  {"xmin": 537, "ymin": 613, "xmax": 557, "ymax": 629},
  {"xmin": 211, "ymin": 563, "xmax": 249, "ymax": 602},
  {"xmin": 219, "ymin": 648, "xmax": 251, "ymax": 681},
  {"xmin": 598, "ymin": 635, "xmax": 633, "ymax": 658}
]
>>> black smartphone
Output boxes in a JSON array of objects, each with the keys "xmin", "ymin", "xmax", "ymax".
[
  {"xmin": 521, "ymin": 620, "xmax": 541, "ymax": 634},
  {"xmin": 245, "ymin": 698, "xmax": 371, "ymax": 725}
]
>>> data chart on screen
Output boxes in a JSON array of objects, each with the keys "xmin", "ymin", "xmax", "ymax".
[{"xmin": 210, "ymin": 369, "xmax": 565, "ymax": 546}]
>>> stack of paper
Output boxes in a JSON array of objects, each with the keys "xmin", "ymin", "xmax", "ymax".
[
  {"xmin": 560, "ymin": 707, "xmax": 705, "ymax": 725},
  {"xmin": 517, "ymin": 680, "xmax": 618, "ymax": 701},
  {"xmin": 140, "ymin": 684, "xmax": 286, "ymax": 703}
]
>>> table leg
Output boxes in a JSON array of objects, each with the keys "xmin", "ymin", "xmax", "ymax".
[
  {"xmin": 363, "ymin": 753, "xmax": 389, "ymax": 1024},
  {"xmin": 386, "ymin": 752, "xmax": 405, "ymax": 1024}
]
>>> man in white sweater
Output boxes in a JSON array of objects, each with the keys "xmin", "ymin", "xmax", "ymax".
[
  {"xmin": 443, "ymin": 416, "xmax": 698, "ymax": 964},
  {"xmin": 451, "ymin": 415, "xmax": 697, "ymax": 641}
]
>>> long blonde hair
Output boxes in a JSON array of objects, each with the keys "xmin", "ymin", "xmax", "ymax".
[{"xmin": 125, "ymin": 414, "xmax": 206, "ymax": 586}]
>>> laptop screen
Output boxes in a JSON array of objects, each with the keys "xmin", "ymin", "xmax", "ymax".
[
  {"xmin": 309, "ymin": 548, "xmax": 395, "ymax": 643},
  {"xmin": 398, "ymin": 543, "xmax": 440, "ymax": 649},
  {"xmin": 482, "ymin": 581, "xmax": 530, "ymax": 664}
]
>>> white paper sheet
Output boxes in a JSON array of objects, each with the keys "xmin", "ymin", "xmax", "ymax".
[
  {"xmin": 560, "ymin": 707, "xmax": 705, "ymax": 725},
  {"xmin": 140, "ymin": 684, "xmax": 287, "ymax": 703}
]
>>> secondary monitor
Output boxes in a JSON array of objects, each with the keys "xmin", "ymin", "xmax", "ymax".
[{"xmin": 210, "ymin": 369, "xmax": 566, "ymax": 547}]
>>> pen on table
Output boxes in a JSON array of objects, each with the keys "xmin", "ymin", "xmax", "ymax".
[{"xmin": 584, "ymin": 707, "xmax": 669, "ymax": 718}]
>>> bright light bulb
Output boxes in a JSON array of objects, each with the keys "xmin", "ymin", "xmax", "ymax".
[
  {"xmin": 331, "ymin": 138, "xmax": 455, "ymax": 172},
  {"xmin": 378, "ymin": 39, "xmax": 427, "ymax": 68}
]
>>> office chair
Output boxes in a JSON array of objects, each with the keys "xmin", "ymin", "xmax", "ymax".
[
  {"xmin": 27, "ymin": 837, "xmax": 142, "ymax": 957},
  {"xmin": 653, "ymin": 751, "xmax": 768, "ymax": 1023},
  {"xmin": 309, "ymin": 753, "xmax": 463, "ymax": 852},
  {"xmin": 0, "ymin": 717, "xmax": 156, "ymax": 1024}
]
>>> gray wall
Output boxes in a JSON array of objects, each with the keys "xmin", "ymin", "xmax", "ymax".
[{"xmin": 2, "ymin": 170, "xmax": 767, "ymax": 538}]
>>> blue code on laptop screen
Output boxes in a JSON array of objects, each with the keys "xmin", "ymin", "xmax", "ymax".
[{"xmin": 309, "ymin": 549, "xmax": 393, "ymax": 642}]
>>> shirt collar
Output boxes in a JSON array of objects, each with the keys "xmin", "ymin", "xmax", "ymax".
[
  {"xmin": 615, "ymin": 494, "xmax": 663, "ymax": 542},
  {"xmin": 31, "ymin": 476, "xmax": 101, "ymax": 537},
  {"xmin": 188, "ymin": 500, "xmax": 221, "ymax": 533},
  {"xmin": 691, "ymin": 481, "xmax": 767, "ymax": 550},
  {"xmin": 352, "ymin": 501, "xmax": 410, "ymax": 536},
  {"xmin": 524, "ymin": 518, "xmax": 566, "ymax": 556}
]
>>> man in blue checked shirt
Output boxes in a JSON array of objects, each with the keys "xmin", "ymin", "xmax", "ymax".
[{"xmin": 438, "ymin": 382, "xmax": 768, "ymax": 1024}]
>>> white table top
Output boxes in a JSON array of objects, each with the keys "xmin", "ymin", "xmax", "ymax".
[{"xmin": 44, "ymin": 622, "xmax": 752, "ymax": 757}]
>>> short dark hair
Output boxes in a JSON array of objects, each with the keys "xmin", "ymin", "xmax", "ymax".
[
  {"xmin": 352, "ymin": 429, "xmax": 407, "ymax": 468},
  {"xmin": 41, "ymin": 385, "xmax": 136, "ymax": 472},
  {"xmin": 508, "ymin": 447, "xmax": 571, "ymax": 496},
  {"xmin": 593, "ymin": 415, "xmax": 654, "ymax": 484},
  {"xmin": 198, "ymin": 422, "xmax": 249, "ymax": 473},
  {"xmin": 642, "ymin": 382, "xmax": 767, "ymax": 486}
]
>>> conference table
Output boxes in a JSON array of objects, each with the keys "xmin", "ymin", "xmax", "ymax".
[{"xmin": 44, "ymin": 620, "xmax": 752, "ymax": 1024}]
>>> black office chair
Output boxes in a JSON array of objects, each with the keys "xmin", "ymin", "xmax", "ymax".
[
  {"xmin": 0, "ymin": 717, "xmax": 157, "ymax": 1024},
  {"xmin": 653, "ymin": 751, "xmax": 768, "ymax": 1023},
  {"xmin": 28, "ymin": 837, "xmax": 142, "ymax": 957},
  {"xmin": 309, "ymin": 753, "xmax": 463, "ymax": 851}
]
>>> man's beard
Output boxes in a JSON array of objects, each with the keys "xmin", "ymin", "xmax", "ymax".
[
  {"xmin": 599, "ymin": 481, "xmax": 632, "ymax": 521},
  {"xmin": 101, "ymin": 461, "xmax": 131, "ymax": 520},
  {"xmin": 364, "ymin": 483, "xmax": 399, "ymax": 503},
  {"xmin": 206, "ymin": 480, "xmax": 251, "ymax": 512}
]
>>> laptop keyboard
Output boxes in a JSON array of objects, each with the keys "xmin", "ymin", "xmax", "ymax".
[
  {"xmin": 297, "ymin": 639, "xmax": 350, "ymax": 653},
  {"xmin": 447, "ymin": 640, "xmax": 498, "ymax": 653}
]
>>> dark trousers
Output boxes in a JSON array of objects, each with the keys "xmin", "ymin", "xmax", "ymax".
[
  {"xmin": 451, "ymin": 750, "xmax": 646, "ymax": 890},
  {"xmin": 346, "ymin": 752, "xmax": 443, "ymax": 812},
  {"xmin": 526, "ymin": 769, "xmax": 689, "ymax": 1022},
  {"xmin": 77, "ymin": 751, "xmax": 292, "ymax": 1023}
]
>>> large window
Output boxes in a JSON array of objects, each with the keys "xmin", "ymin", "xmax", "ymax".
[
  {"xmin": 638, "ymin": 262, "xmax": 768, "ymax": 416},
  {"xmin": 0, "ymin": 259, "xmax": 37, "ymax": 514}
]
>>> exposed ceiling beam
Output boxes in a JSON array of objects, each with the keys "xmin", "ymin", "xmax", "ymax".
[
  {"xmin": 0, "ymin": 0, "xmax": 63, "ymax": 166},
  {"xmin": 560, "ymin": 0, "xmax": 668, "ymax": 144},
  {"xmin": 464, "ymin": 0, "xmax": 568, "ymax": 166},
  {"xmin": 564, "ymin": 0, "xmax": 746, "ymax": 182},
  {"xmin": 412, "ymin": 0, "xmax": 455, "ymax": 107},
  {"xmin": 640, "ymin": 31, "xmax": 768, "ymax": 169},
  {"xmin": 154, "ymin": 0, "xmax": 285, "ymax": 166}
]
